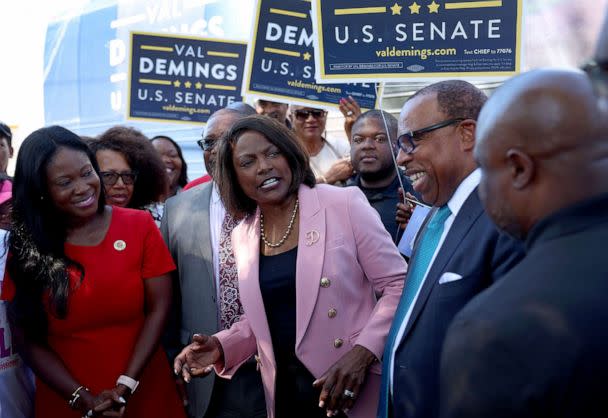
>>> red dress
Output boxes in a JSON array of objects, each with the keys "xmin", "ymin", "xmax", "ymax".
[{"xmin": 25, "ymin": 207, "xmax": 185, "ymax": 418}]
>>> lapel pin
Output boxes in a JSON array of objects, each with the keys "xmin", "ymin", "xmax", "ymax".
[
  {"xmin": 305, "ymin": 230, "xmax": 320, "ymax": 246},
  {"xmin": 113, "ymin": 240, "xmax": 127, "ymax": 251}
]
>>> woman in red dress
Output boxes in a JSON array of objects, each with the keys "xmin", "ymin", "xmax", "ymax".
[{"xmin": 4, "ymin": 126, "xmax": 186, "ymax": 418}]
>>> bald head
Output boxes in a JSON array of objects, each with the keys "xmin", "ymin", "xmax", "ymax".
[
  {"xmin": 203, "ymin": 108, "xmax": 250, "ymax": 175},
  {"xmin": 478, "ymin": 69, "xmax": 604, "ymax": 155},
  {"xmin": 476, "ymin": 69, "xmax": 608, "ymax": 239},
  {"xmin": 226, "ymin": 101, "xmax": 257, "ymax": 115}
]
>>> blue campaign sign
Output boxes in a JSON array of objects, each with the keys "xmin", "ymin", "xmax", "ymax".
[
  {"xmin": 311, "ymin": 0, "xmax": 523, "ymax": 82},
  {"xmin": 244, "ymin": 0, "xmax": 380, "ymax": 110},
  {"xmin": 43, "ymin": 1, "xmax": 255, "ymax": 181},
  {"xmin": 129, "ymin": 32, "xmax": 246, "ymax": 124}
]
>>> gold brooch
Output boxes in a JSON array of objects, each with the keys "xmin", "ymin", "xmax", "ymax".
[{"xmin": 305, "ymin": 230, "xmax": 320, "ymax": 246}]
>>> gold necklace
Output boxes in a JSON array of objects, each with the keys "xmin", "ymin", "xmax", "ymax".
[{"xmin": 260, "ymin": 198, "xmax": 299, "ymax": 248}]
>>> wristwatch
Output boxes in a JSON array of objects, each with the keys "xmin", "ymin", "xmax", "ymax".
[{"xmin": 116, "ymin": 375, "xmax": 139, "ymax": 393}]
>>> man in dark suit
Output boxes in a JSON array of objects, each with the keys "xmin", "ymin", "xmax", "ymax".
[
  {"xmin": 162, "ymin": 108, "xmax": 266, "ymax": 418},
  {"xmin": 439, "ymin": 69, "xmax": 608, "ymax": 418},
  {"xmin": 377, "ymin": 80, "xmax": 524, "ymax": 418}
]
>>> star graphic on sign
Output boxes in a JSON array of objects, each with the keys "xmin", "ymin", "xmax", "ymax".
[
  {"xmin": 408, "ymin": 2, "xmax": 421, "ymax": 14},
  {"xmin": 303, "ymin": 51, "xmax": 312, "ymax": 60},
  {"xmin": 173, "ymin": 80, "xmax": 181, "ymax": 87},
  {"xmin": 428, "ymin": 1, "xmax": 440, "ymax": 13},
  {"xmin": 184, "ymin": 81, "xmax": 192, "ymax": 88},
  {"xmin": 195, "ymin": 82, "xmax": 203, "ymax": 89},
  {"xmin": 390, "ymin": 2, "xmax": 402, "ymax": 15}
]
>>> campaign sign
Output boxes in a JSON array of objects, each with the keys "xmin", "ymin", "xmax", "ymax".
[
  {"xmin": 128, "ymin": 32, "xmax": 247, "ymax": 124},
  {"xmin": 312, "ymin": 0, "xmax": 522, "ymax": 82},
  {"xmin": 244, "ymin": 0, "xmax": 380, "ymax": 110}
]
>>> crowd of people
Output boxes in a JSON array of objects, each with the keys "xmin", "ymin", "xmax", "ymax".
[{"xmin": 0, "ymin": 43, "xmax": 607, "ymax": 418}]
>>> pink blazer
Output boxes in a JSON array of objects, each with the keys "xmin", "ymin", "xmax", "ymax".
[{"xmin": 215, "ymin": 184, "xmax": 406, "ymax": 418}]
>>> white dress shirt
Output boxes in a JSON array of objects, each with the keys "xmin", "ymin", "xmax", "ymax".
[
  {"xmin": 389, "ymin": 168, "xmax": 481, "ymax": 393},
  {"xmin": 209, "ymin": 183, "xmax": 226, "ymax": 302}
]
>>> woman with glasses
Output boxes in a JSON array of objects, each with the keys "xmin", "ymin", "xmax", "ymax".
[
  {"xmin": 2, "ymin": 126, "xmax": 186, "ymax": 418},
  {"xmin": 87, "ymin": 127, "xmax": 167, "ymax": 225},
  {"xmin": 290, "ymin": 105, "xmax": 354, "ymax": 185}
]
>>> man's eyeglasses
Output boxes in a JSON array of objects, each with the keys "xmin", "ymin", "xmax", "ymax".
[
  {"xmin": 397, "ymin": 118, "xmax": 466, "ymax": 154},
  {"xmin": 294, "ymin": 109, "xmax": 327, "ymax": 121},
  {"xmin": 197, "ymin": 137, "xmax": 217, "ymax": 151},
  {"xmin": 100, "ymin": 171, "xmax": 138, "ymax": 186}
]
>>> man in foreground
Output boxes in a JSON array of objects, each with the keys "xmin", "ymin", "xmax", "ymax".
[
  {"xmin": 440, "ymin": 69, "xmax": 608, "ymax": 418},
  {"xmin": 378, "ymin": 80, "xmax": 524, "ymax": 418}
]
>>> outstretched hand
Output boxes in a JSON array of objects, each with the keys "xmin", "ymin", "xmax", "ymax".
[{"xmin": 173, "ymin": 334, "xmax": 224, "ymax": 383}]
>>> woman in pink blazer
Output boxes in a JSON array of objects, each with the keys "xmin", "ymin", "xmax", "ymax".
[{"xmin": 175, "ymin": 116, "xmax": 406, "ymax": 418}]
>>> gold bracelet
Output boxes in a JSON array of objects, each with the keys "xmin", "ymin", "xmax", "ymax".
[{"xmin": 68, "ymin": 385, "xmax": 89, "ymax": 409}]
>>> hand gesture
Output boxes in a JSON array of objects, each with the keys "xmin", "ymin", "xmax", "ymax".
[
  {"xmin": 323, "ymin": 158, "xmax": 354, "ymax": 184},
  {"xmin": 313, "ymin": 345, "xmax": 377, "ymax": 416},
  {"xmin": 79, "ymin": 387, "xmax": 127, "ymax": 417},
  {"xmin": 339, "ymin": 96, "xmax": 362, "ymax": 140},
  {"xmin": 173, "ymin": 334, "xmax": 223, "ymax": 383},
  {"xmin": 396, "ymin": 188, "xmax": 416, "ymax": 229}
]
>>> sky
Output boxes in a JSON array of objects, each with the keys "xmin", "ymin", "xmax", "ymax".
[{"xmin": 1, "ymin": 0, "xmax": 90, "ymax": 172}]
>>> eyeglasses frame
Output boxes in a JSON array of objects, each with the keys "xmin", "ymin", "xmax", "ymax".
[
  {"xmin": 99, "ymin": 171, "xmax": 139, "ymax": 186},
  {"xmin": 197, "ymin": 137, "xmax": 219, "ymax": 151},
  {"xmin": 397, "ymin": 118, "xmax": 467, "ymax": 154},
  {"xmin": 293, "ymin": 109, "xmax": 327, "ymax": 121}
]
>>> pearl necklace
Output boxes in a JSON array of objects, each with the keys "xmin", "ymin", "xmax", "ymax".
[{"xmin": 260, "ymin": 198, "xmax": 299, "ymax": 248}]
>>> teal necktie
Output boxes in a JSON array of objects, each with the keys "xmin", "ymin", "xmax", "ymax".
[{"xmin": 378, "ymin": 205, "xmax": 452, "ymax": 417}]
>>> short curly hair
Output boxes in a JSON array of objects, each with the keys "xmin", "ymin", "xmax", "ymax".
[
  {"xmin": 88, "ymin": 126, "xmax": 167, "ymax": 208},
  {"xmin": 410, "ymin": 80, "xmax": 487, "ymax": 120}
]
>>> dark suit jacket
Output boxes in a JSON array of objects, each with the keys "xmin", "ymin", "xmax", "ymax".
[
  {"xmin": 346, "ymin": 171, "xmax": 418, "ymax": 244},
  {"xmin": 440, "ymin": 193, "xmax": 608, "ymax": 418},
  {"xmin": 390, "ymin": 188, "xmax": 524, "ymax": 418}
]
